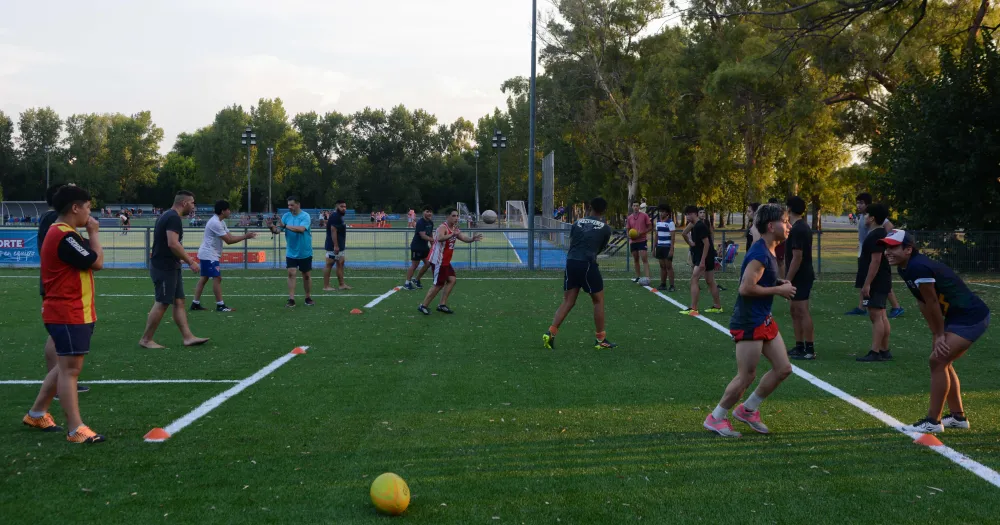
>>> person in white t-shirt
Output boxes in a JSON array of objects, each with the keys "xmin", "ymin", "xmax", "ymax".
[{"xmin": 191, "ymin": 200, "xmax": 256, "ymax": 312}]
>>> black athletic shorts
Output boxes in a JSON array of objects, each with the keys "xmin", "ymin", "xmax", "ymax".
[
  {"xmin": 151, "ymin": 267, "xmax": 185, "ymax": 305},
  {"xmin": 410, "ymin": 249, "xmax": 429, "ymax": 262},
  {"xmin": 564, "ymin": 259, "xmax": 603, "ymax": 294},
  {"xmin": 862, "ymin": 291, "xmax": 888, "ymax": 310},
  {"xmin": 630, "ymin": 241, "xmax": 648, "ymax": 253},
  {"xmin": 791, "ymin": 274, "xmax": 815, "ymax": 301},
  {"xmin": 654, "ymin": 246, "xmax": 673, "ymax": 261},
  {"xmin": 46, "ymin": 323, "xmax": 95, "ymax": 356},
  {"xmin": 286, "ymin": 257, "xmax": 313, "ymax": 273}
]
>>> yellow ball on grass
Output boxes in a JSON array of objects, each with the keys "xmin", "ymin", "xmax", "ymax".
[{"xmin": 370, "ymin": 472, "xmax": 410, "ymax": 516}]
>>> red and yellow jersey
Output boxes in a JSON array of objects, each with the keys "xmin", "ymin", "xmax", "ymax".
[
  {"xmin": 428, "ymin": 225, "xmax": 458, "ymax": 266},
  {"xmin": 41, "ymin": 223, "xmax": 97, "ymax": 324}
]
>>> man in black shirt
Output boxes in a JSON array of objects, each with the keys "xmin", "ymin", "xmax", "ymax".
[
  {"xmin": 856, "ymin": 203, "xmax": 893, "ymax": 362},
  {"xmin": 323, "ymin": 200, "xmax": 351, "ymax": 291},
  {"xmin": 139, "ymin": 191, "xmax": 209, "ymax": 349},
  {"xmin": 784, "ymin": 196, "xmax": 816, "ymax": 360},
  {"xmin": 543, "ymin": 197, "xmax": 616, "ymax": 350},
  {"xmin": 681, "ymin": 205, "xmax": 722, "ymax": 315},
  {"xmin": 404, "ymin": 206, "xmax": 434, "ymax": 290}
]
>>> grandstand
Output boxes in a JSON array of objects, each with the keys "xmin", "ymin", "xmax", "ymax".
[{"xmin": 1, "ymin": 201, "xmax": 47, "ymax": 225}]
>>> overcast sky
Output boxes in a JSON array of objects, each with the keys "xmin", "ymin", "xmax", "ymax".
[{"xmin": 0, "ymin": 0, "xmax": 537, "ymax": 153}]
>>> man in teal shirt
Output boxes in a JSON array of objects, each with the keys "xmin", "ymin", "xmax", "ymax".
[{"xmin": 270, "ymin": 196, "xmax": 314, "ymax": 307}]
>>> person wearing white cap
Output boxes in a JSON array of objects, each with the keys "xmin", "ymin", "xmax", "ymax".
[{"xmin": 881, "ymin": 229, "xmax": 991, "ymax": 433}]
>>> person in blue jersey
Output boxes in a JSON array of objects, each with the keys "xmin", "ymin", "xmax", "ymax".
[
  {"xmin": 322, "ymin": 200, "xmax": 352, "ymax": 292},
  {"xmin": 653, "ymin": 202, "xmax": 676, "ymax": 292},
  {"xmin": 704, "ymin": 203, "xmax": 796, "ymax": 438},
  {"xmin": 404, "ymin": 206, "xmax": 435, "ymax": 290},
  {"xmin": 269, "ymin": 196, "xmax": 314, "ymax": 307},
  {"xmin": 881, "ymin": 230, "xmax": 991, "ymax": 433},
  {"xmin": 543, "ymin": 197, "xmax": 616, "ymax": 350},
  {"xmin": 855, "ymin": 203, "xmax": 893, "ymax": 362}
]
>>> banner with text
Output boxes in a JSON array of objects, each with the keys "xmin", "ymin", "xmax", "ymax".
[{"xmin": 0, "ymin": 229, "xmax": 40, "ymax": 266}]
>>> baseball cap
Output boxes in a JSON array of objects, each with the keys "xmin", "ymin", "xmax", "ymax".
[{"xmin": 879, "ymin": 229, "xmax": 914, "ymax": 247}]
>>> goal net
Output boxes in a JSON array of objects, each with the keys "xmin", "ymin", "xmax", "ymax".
[
  {"xmin": 457, "ymin": 202, "xmax": 475, "ymax": 227},
  {"xmin": 505, "ymin": 200, "xmax": 528, "ymax": 229}
]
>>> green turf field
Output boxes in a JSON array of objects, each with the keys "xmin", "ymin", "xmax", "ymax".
[{"xmin": 2, "ymin": 269, "xmax": 999, "ymax": 523}]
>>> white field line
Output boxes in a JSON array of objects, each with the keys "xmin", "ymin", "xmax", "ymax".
[
  {"xmin": 145, "ymin": 346, "xmax": 307, "ymax": 443},
  {"xmin": 970, "ymin": 282, "xmax": 1000, "ymax": 289},
  {"xmin": 501, "ymin": 232, "xmax": 525, "ymax": 264},
  {"xmin": 99, "ymin": 293, "xmax": 378, "ymax": 298},
  {"xmin": 640, "ymin": 283, "xmax": 1000, "ymax": 489},
  {"xmin": 365, "ymin": 287, "xmax": 401, "ymax": 308},
  {"xmin": 0, "ymin": 379, "xmax": 239, "ymax": 385}
]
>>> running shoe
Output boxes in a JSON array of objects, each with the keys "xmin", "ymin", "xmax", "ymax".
[
  {"xmin": 942, "ymin": 414, "xmax": 970, "ymax": 429},
  {"xmin": 417, "ymin": 304, "xmax": 430, "ymax": 315},
  {"xmin": 844, "ymin": 307, "xmax": 867, "ymax": 316},
  {"xmin": 594, "ymin": 338, "xmax": 618, "ymax": 349},
  {"xmin": 888, "ymin": 307, "xmax": 905, "ymax": 319},
  {"xmin": 703, "ymin": 414, "xmax": 742, "ymax": 437},
  {"xmin": 855, "ymin": 350, "xmax": 882, "ymax": 362},
  {"xmin": 216, "ymin": 304, "xmax": 234, "ymax": 312},
  {"xmin": 703, "ymin": 307, "xmax": 724, "ymax": 314},
  {"xmin": 22, "ymin": 413, "xmax": 63, "ymax": 432},
  {"xmin": 66, "ymin": 425, "xmax": 106, "ymax": 444},
  {"xmin": 542, "ymin": 331, "xmax": 555, "ymax": 350},
  {"xmin": 190, "ymin": 302, "xmax": 207, "ymax": 311},
  {"xmin": 733, "ymin": 404, "xmax": 770, "ymax": 434},
  {"xmin": 679, "ymin": 309, "xmax": 699, "ymax": 316},
  {"xmin": 286, "ymin": 299, "xmax": 296, "ymax": 308},
  {"xmin": 304, "ymin": 298, "xmax": 315, "ymax": 306},
  {"xmin": 436, "ymin": 305, "xmax": 454, "ymax": 314},
  {"xmin": 902, "ymin": 418, "xmax": 943, "ymax": 434}
]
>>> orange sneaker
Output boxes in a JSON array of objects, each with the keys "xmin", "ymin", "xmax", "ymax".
[
  {"xmin": 23, "ymin": 413, "xmax": 63, "ymax": 432},
  {"xmin": 66, "ymin": 425, "xmax": 106, "ymax": 444}
]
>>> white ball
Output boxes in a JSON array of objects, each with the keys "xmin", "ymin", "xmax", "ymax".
[{"xmin": 481, "ymin": 210, "xmax": 498, "ymax": 224}]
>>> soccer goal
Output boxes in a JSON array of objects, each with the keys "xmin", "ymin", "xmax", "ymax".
[
  {"xmin": 457, "ymin": 202, "xmax": 475, "ymax": 227},
  {"xmin": 505, "ymin": 200, "xmax": 528, "ymax": 229}
]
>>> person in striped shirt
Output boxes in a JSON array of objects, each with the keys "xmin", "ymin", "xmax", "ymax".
[
  {"xmin": 653, "ymin": 202, "xmax": 676, "ymax": 292},
  {"xmin": 22, "ymin": 185, "xmax": 107, "ymax": 444}
]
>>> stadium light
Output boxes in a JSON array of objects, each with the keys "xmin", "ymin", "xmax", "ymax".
[
  {"xmin": 266, "ymin": 147, "xmax": 275, "ymax": 214},
  {"xmin": 474, "ymin": 150, "xmax": 480, "ymax": 221},
  {"xmin": 241, "ymin": 126, "xmax": 256, "ymax": 213},
  {"xmin": 527, "ymin": 0, "xmax": 538, "ymax": 269},
  {"xmin": 43, "ymin": 145, "xmax": 51, "ymax": 190},
  {"xmin": 491, "ymin": 129, "xmax": 506, "ymax": 227}
]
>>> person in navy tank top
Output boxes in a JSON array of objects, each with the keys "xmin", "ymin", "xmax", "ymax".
[
  {"xmin": 704, "ymin": 203, "xmax": 797, "ymax": 438},
  {"xmin": 881, "ymin": 230, "xmax": 991, "ymax": 434}
]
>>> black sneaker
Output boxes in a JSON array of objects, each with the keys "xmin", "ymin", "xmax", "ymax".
[
  {"xmin": 436, "ymin": 305, "xmax": 454, "ymax": 314},
  {"xmin": 787, "ymin": 346, "xmax": 806, "ymax": 358},
  {"xmin": 418, "ymin": 304, "xmax": 430, "ymax": 315},
  {"xmin": 856, "ymin": 350, "xmax": 882, "ymax": 362},
  {"xmin": 658, "ymin": 283, "xmax": 667, "ymax": 290},
  {"xmin": 879, "ymin": 350, "xmax": 894, "ymax": 361},
  {"xmin": 304, "ymin": 298, "xmax": 315, "ymax": 306},
  {"xmin": 668, "ymin": 286, "xmax": 676, "ymax": 292},
  {"xmin": 216, "ymin": 304, "xmax": 234, "ymax": 312},
  {"xmin": 77, "ymin": 385, "xmax": 90, "ymax": 393},
  {"xmin": 191, "ymin": 302, "xmax": 207, "ymax": 311},
  {"xmin": 286, "ymin": 299, "xmax": 296, "ymax": 308},
  {"xmin": 792, "ymin": 348, "xmax": 816, "ymax": 361},
  {"xmin": 632, "ymin": 277, "xmax": 641, "ymax": 283},
  {"xmin": 595, "ymin": 338, "xmax": 618, "ymax": 349},
  {"xmin": 413, "ymin": 279, "xmax": 423, "ymax": 289},
  {"xmin": 717, "ymin": 284, "xmax": 727, "ymax": 291}
]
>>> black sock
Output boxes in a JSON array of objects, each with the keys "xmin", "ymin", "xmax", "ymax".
[
  {"xmin": 795, "ymin": 341, "xmax": 804, "ymax": 350},
  {"xmin": 805, "ymin": 342, "xmax": 814, "ymax": 351}
]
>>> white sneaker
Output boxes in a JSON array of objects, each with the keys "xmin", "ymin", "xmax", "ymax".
[
  {"xmin": 903, "ymin": 418, "xmax": 944, "ymax": 434},
  {"xmin": 942, "ymin": 414, "xmax": 970, "ymax": 429}
]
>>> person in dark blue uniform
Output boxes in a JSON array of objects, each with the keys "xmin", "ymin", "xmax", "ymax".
[
  {"xmin": 704, "ymin": 203, "xmax": 796, "ymax": 438},
  {"xmin": 881, "ymin": 230, "xmax": 991, "ymax": 434},
  {"xmin": 543, "ymin": 197, "xmax": 615, "ymax": 350}
]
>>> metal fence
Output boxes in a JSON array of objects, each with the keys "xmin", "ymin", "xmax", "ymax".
[{"xmin": 2, "ymin": 226, "xmax": 998, "ymax": 275}]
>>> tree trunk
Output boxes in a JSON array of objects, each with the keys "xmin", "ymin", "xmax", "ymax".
[
  {"xmin": 627, "ymin": 145, "xmax": 639, "ymax": 203},
  {"xmin": 811, "ymin": 194, "xmax": 822, "ymax": 230},
  {"xmin": 967, "ymin": 0, "xmax": 990, "ymax": 52}
]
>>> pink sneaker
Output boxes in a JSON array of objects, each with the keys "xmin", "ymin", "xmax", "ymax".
[
  {"xmin": 733, "ymin": 404, "xmax": 770, "ymax": 434},
  {"xmin": 703, "ymin": 414, "xmax": 742, "ymax": 437}
]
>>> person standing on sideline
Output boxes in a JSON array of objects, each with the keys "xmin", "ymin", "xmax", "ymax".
[
  {"xmin": 653, "ymin": 202, "xmax": 676, "ymax": 292},
  {"xmin": 191, "ymin": 200, "xmax": 256, "ymax": 312},
  {"xmin": 881, "ymin": 230, "xmax": 991, "ymax": 433},
  {"xmin": 745, "ymin": 202, "xmax": 761, "ymax": 253},
  {"xmin": 36, "ymin": 184, "xmax": 90, "ymax": 396},
  {"xmin": 784, "ymin": 196, "xmax": 816, "ymax": 360},
  {"xmin": 139, "ymin": 191, "xmax": 210, "ymax": 349},
  {"xmin": 543, "ymin": 197, "xmax": 616, "ymax": 350},
  {"xmin": 417, "ymin": 208, "xmax": 483, "ymax": 315},
  {"xmin": 323, "ymin": 200, "xmax": 352, "ymax": 291},
  {"xmin": 270, "ymin": 196, "xmax": 315, "ymax": 307},
  {"xmin": 847, "ymin": 193, "xmax": 904, "ymax": 318},
  {"xmin": 404, "ymin": 206, "xmax": 434, "ymax": 290},
  {"xmin": 855, "ymin": 203, "xmax": 893, "ymax": 362},
  {"xmin": 627, "ymin": 201, "xmax": 652, "ymax": 285},
  {"xmin": 680, "ymin": 206, "xmax": 723, "ymax": 315},
  {"xmin": 703, "ymin": 203, "xmax": 796, "ymax": 438},
  {"xmin": 22, "ymin": 185, "xmax": 107, "ymax": 443}
]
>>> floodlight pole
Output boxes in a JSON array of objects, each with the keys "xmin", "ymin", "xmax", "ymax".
[
  {"xmin": 474, "ymin": 150, "xmax": 481, "ymax": 220},
  {"xmin": 44, "ymin": 145, "xmax": 51, "ymax": 189},
  {"xmin": 241, "ymin": 126, "xmax": 256, "ymax": 213},
  {"xmin": 266, "ymin": 147, "xmax": 274, "ymax": 214},
  {"xmin": 491, "ymin": 129, "xmax": 506, "ymax": 229},
  {"xmin": 527, "ymin": 0, "xmax": 538, "ymax": 269}
]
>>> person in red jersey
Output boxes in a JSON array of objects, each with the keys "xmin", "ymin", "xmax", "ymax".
[
  {"xmin": 417, "ymin": 208, "xmax": 482, "ymax": 315},
  {"xmin": 22, "ymin": 185, "xmax": 107, "ymax": 444}
]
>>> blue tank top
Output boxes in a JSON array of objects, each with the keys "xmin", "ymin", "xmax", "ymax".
[{"xmin": 729, "ymin": 239, "xmax": 778, "ymax": 328}]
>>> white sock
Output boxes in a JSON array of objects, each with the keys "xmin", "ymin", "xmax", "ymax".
[
  {"xmin": 29, "ymin": 410, "xmax": 45, "ymax": 418},
  {"xmin": 712, "ymin": 405, "xmax": 728, "ymax": 420},
  {"xmin": 744, "ymin": 392, "xmax": 765, "ymax": 412},
  {"xmin": 192, "ymin": 300, "xmax": 200, "ymax": 304},
  {"xmin": 217, "ymin": 301, "xmax": 225, "ymax": 306}
]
